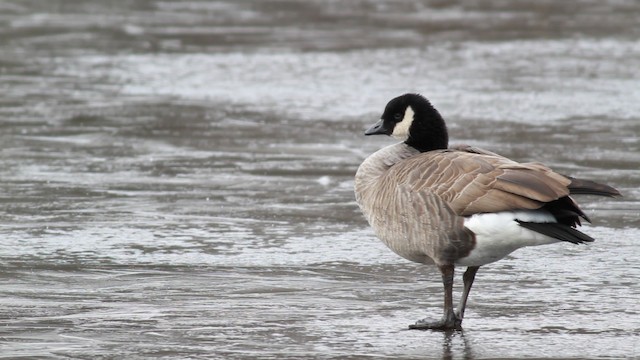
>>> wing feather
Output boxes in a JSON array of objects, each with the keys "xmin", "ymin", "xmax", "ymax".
[{"xmin": 386, "ymin": 148, "xmax": 571, "ymax": 216}]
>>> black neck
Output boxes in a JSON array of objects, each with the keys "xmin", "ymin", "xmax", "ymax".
[{"xmin": 404, "ymin": 107, "xmax": 448, "ymax": 152}]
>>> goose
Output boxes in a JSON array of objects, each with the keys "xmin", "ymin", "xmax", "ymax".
[{"xmin": 354, "ymin": 93, "xmax": 620, "ymax": 330}]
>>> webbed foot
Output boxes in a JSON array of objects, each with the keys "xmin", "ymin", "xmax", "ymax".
[{"xmin": 408, "ymin": 314, "xmax": 462, "ymax": 331}]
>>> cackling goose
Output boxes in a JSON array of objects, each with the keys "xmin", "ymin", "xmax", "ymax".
[{"xmin": 354, "ymin": 93, "xmax": 621, "ymax": 330}]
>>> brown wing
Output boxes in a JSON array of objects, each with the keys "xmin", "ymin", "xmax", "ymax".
[{"xmin": 387, "ymin": 147, "xmax": 571, "ymax": 216}]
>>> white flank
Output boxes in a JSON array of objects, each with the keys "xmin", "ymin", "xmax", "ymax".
[
  {"xmin": 391, "ymin": 106, "xmax": 414, "ymax": 140},
  {"xmin": 457, "ymin": 210, "xmax": 559, "ymax": 267}
]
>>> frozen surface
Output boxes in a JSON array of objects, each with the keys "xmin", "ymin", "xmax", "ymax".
[{"xmin": 1, "ymin": 1, "xmax": 639, "ymax": 359}]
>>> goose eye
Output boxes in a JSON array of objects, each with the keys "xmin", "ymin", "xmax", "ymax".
[{"xmin": 393, "ymin": 113, "xmax": 403, "ymax": 121}]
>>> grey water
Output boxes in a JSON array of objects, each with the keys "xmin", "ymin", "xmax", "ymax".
[{"xmin": 1, "ymin": 1, "xmax": 639, "ymax": 359}]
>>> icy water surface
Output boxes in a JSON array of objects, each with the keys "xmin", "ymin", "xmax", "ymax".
[{"xmin": 1, "ymin": 1, "xmax": 639, "ymax": 359}]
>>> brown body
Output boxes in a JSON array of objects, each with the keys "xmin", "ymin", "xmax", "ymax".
[{"xmin": 355, "ymin": 142, "xmax": 594, "ymax": 266}]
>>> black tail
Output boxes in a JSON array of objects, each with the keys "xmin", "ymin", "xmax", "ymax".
[
  {"xmin": 567, "ymin": 177, "xmax": 621, "ymax": 197},
  {"xmin": 543, "ymin": 196, "xmax": 591, "ymax": 226},
  {"xmin": 516, "ymin": 220, "xmax": 595, "ymax": 244},
  {"xmin": 522, "ymin": 177, "xmax": 620, "ymax": 243}
]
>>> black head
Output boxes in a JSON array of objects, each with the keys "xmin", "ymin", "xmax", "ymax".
[{"xmin": 364, "ymin": 93, "xmax": 448, "ymax": 152}]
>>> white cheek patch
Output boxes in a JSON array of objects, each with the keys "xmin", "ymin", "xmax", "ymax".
[{"xmin": 391, "ymin": 106, "xmax": 414, "ymax": 140}]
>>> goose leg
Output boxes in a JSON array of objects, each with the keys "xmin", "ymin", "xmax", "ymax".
[
  {"xmin": 456, "ymin": 266, "xmax": 480, "ymax": 320},
  {"xmin": 409, "ymin": 264, "xmax": 461, "ymax": 330}
]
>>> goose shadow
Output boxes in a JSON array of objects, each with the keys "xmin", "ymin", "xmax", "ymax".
[
  {"xmin": 399, "ymin": 327, "xmax": 475, "ymax": 359},
  {"xmin": 441, "ymin": 329, "xmax": 475, "ymax": 360},
  {"xmin": 402, "ymin": 329, "xmax": 477, "ymax": 360}
]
